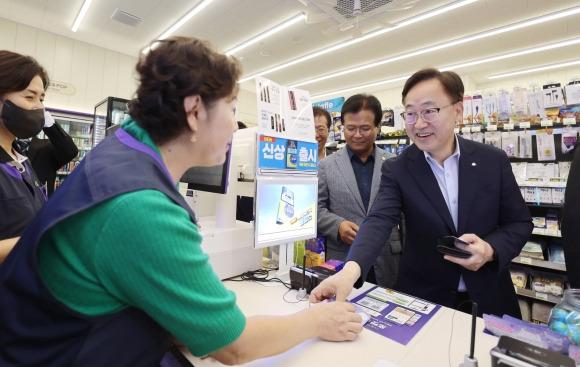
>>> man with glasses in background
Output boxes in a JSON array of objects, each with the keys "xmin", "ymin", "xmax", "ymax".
[
  {"xmin": 313, "ymin": 106, "xmax": 333, "ymax": 161},
  {"xmin": 317, "ymin": 94, "xmax": 404, "ymax": 289},
  {"xmin": 311, "ymin": 69, "xmax": 532, "ymax": 318}
]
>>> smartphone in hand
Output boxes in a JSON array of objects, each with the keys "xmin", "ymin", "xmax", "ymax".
[{"xmin": 436, "ymin": 236, "xmax": 472, "ymax": 258}]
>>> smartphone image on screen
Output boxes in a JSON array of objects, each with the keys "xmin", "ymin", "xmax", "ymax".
[{"xmin": 276, "ymin": 186, "xmax": 294, "ymax": 225}]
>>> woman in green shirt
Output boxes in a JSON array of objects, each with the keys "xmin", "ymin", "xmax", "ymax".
[{"xmin": 0, "ymin": 36, "xmax": 363, "ymax": 366}]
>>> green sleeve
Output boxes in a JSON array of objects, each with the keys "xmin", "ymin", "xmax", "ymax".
[{"xmin": 38, "ymin": 190, "xmax": 246, "ymax": 357}]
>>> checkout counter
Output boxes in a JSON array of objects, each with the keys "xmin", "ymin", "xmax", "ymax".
[{"xmin": 179, "ymin": 281, "xmax": 499, "ymax": 367}]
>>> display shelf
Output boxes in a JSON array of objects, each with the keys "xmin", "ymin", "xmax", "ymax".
[
  {"xmin": 512, "ymin": 256, "xmax": 566, "ymax": 272},
  {"xmin": 514, "ymin": 287, "xmax": 562, "ymax": 304}
]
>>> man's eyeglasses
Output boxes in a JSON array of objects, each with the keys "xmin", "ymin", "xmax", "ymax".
[
  {"xmin": 316, "ymin": 127, "xmax": 329, "ymax": 134},
  {"xmin": 400, "ymin": 102, "xmax": 457, "ymax": 124},
  {"xmin": 344, "ymin": 125, "xmax": 375, "ymax": 135}
]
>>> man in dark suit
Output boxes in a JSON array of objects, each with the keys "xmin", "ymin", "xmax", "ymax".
[
  {"xmin": 562, "ymin": 142, "xmax": 580, "ymax": 288},
  {"xmin": 311, "ymin": 68, "xmax": 532, "ymax": 318},
  {"xmin": 21, "ymin": 111, "xmax": 78, "ymax": 196}
]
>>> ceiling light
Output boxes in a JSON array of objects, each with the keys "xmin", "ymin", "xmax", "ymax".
[
  {"xmin": 311, "ymin": 37, "xmax": 580, "ymax": 100},
  {"xmin": 71, "ymin": 0, "xmax": 93, "ymax": 32},
  {"xmin": 225, "ymin": 13, "xmax": 306, "ymax": 56},
  {"xmin": 238, "ymin": 0, "xmax": 478, "ymax": 83},
  {"xmin": 489, "ymin": 60, "xmax": 580, "ymax": 79},
  {"xmin": 290, "ymin": 5, "xmax": 580, "ymax": 88},
  {"xmin": 312, "ymin": 76, "xmax": 410, "ymax": 100},
  {"xmin": 444, "ymin": 38, "xmax": 580, "ymax": 71},
  {"xmin": 157, "ymin": 0, "xmax": 214, "ymax": 41}
]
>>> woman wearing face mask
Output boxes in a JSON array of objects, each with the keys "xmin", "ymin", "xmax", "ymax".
[{"xmin": 0, "ymin": 50, "xmax": 52, "ymax": 263}]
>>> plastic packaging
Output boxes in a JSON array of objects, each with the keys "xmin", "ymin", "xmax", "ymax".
[{"xmin": 548, "ymin": 289, "xmax": 580, "ymax": 347}]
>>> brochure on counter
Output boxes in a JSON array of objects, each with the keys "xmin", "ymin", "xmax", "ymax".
[{"xmin": 350, "ymin": 286, "xmax": 441, "ymax": 345}]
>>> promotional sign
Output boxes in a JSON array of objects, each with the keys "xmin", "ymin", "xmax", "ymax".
[
  {"xmin": 256, "ymin": 76, "xmax": 315, "ymax": 142},
  {"xmin": 257, "ymin": 134, "xmax": 318, "ymax": 172}
]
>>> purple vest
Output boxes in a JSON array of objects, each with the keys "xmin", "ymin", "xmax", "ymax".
[{"xmin": 0, "ymin": 128, "xmax": 197, "ymax": 366}]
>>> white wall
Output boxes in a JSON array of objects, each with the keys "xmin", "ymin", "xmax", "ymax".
[{"xmin": 0, "ymin": 18, "xmax": 137, "ymax": 115}]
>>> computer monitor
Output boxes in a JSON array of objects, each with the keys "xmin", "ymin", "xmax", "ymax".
[
  {"xmin": 179, "ymin": 149, "xmax": 231, "ymax": 194},
  {"xmin": 254, "ymin": 175, "xmax": 318, "ymax": 249}
]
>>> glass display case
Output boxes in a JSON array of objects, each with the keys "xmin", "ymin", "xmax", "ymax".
[
  {"xmin": 92, "ymin": 96, "xmax": 130, "ymax": 147},
  {"xmin": 45, "ymin": 108, "xmax": 94, "ymax": 187}
]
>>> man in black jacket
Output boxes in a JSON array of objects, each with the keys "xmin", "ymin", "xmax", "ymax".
[{"xmin": 562, "ymin": 142, "xmax": 580, "ymax": 288}]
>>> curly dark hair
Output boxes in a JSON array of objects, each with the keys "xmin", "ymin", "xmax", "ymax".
[
  {"xmin": 0, "ymin": 50, "xmax": 49, "ymax": 95},
  {"xmin": 129, "ymin": 36, "xmax": 242, "ymax": 145}
]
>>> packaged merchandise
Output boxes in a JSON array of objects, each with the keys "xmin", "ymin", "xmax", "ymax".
[
  {"xmin": 471, "ymin": 131, "xmax": 484, "ymax": 143},
  {"xmin": 531, "ymin": 270, "xmax": 565, "ymax": 296},
  {"xmin": 472, "ymin": 92, "xmax": 483, "ymax": 124},
  {"xmin": 305, "ymin": 237, "xmax": 325, "ymax": 267},
  {"xmin": 501, "ymin": 131, "xmax": 518, "ymax": 157},
  {"xmin": 548, "ymin": 239, "xmax": 565, "ymax": 264},
  {"xmin": 528, "ymin": 89, "xmax": 547, "ymax": 124},
  {"xmin": 532, "ymin": 302, "xmax": 552, "ymax": 325},
  {"xmin": 512, "ymin": 86, "xmax": 530, "ymax": 122},
  {"xmin": 497, "ymin": 90, "xmax": 512, "ymax": 124},
  {"xmin": 520, "ymin": 240, "xmax": 545, "ymax": 260},
  {"xmin": 511, "ymin": 162, "xmax": 527, "ymax": 180},
  {"xmin": 484, "ymin": 130, "xmax": 502, "ymax": 149},
  {"xmin": 510, "ymin": 266, "xmax": 528, "ymax": 288},
  {"xmin": 548, "ymin": 289, "xmax": 580, "ymax": 347},
  {"xmin": 561, "ymin": 128, "xmax": 578, "ymax": 154},
  {"xmin": 519, "ymin": 130, "xmax": 533, "ymax": 158},
  {"xmin": 463, "ymin": 94, "xmax": 473, "ymax": 125},
  {"xmin": 535, "ymin": 129, "xmax": 556, "ymax": 161},
  {"xmin": 483, "ymin": 89, "xmax": 498, "ymax": 124},
  {"xmin": 483, "ymin": 313, "xmax": 571, "ymax": 353}
]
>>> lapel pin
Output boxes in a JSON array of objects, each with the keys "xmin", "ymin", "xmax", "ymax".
[
  {"xmin": 382, "ymin": 157, "xmax": 386, "ymax": 161},
  {"xmin": 471, "ymin": 162, "xmax": 477, "ymax": 166}
]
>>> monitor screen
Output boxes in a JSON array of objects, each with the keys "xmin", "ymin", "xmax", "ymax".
[
  {"xmin": 254, "ymin": 175, "xmax": 317, "ymax": 248},
  {"xmin": 180, "ymin": 149, "xmax": 231, "ymax": 194}
]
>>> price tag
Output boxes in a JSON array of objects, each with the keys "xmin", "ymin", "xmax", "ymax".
[
  {"xmin": 535, "ymin": 292, "xmax": 548, "ymax": 301},
  {"xmin": 503, "ymin": 123, "xmax": 514, "ymax": 130},
  {"xmin": 540, "ymin": 119, "xmax": 553, "ymax": 127},
  {"xmin": 462, "ymin": 126, "xmax": 471, "ymax": 133},
  {"xmin": 454, "ymin": 128, "xmax": 460, "ymax": 134},
  {"xmin": 398, "ymin": 139, "xmax": 407, "ymax": 144},
  {"xmin": 519, "ymin": 121, "xmax": 530, "ymax": 129},
  {"xmin": 487, "ymin": 124, "xmax": 498, "ymax": 131},
  {"xmin": 563, "ymin": 117, "xmax": 576, "ymax": 125},
  {"xmin": 519, "ymin": 257, "xmax": 532, "ymax": 265},
  {"xmin": 471, "ymin": 126, "xmax": 481, "ymax": 132}
]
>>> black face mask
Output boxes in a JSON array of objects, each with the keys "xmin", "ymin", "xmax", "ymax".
[{"xmin": 1, "ymin": 99, "xmax": 45, "ymax": 139}]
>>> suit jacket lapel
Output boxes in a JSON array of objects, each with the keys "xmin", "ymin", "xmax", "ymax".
[
  {"xmin": 457, "ymin": 138, "xmax": 480, "ymax": 234},
  {"xmin": 335, "ymin": 148, "xmax": 365, "ymax": 213},
  {"xmin": 406, "ymin": 145, "xmax": 456, "ymax": 233}
]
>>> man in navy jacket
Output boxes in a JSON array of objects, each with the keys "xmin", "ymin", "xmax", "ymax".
[{"xmin": 310, "ymin": 68, "xmax": 532, "ymax": 318}]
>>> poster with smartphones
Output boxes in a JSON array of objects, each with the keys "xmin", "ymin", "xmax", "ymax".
[
  {"xmin": 313, "ymin": 97, "xmax": 345, "ymax": 142},
  {"xmin": 254, "ymin": 176, "xmax": 317, "ymax": 248},
  {"xmin": 255, "ymin": 76, "xmax": 315, "ymax": 142}
]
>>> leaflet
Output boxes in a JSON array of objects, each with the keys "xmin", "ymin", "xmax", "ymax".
[{"xmin": 350, "ymin": 286, "xmax": 441, "ymax": 345}]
